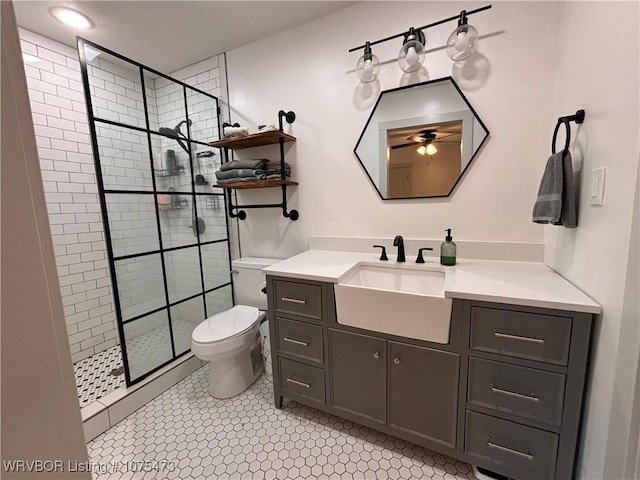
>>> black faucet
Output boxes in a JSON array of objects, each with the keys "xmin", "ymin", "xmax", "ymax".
[
  {"xmin": 416, "ymin": 247, "xmax": 434, "ymax": 264},
  {"xmin": 372, "ymin": 245, "xmax": 388, "ymax": 261},
  {"xmin": 393, "ymin": 235, "xmax": 405, "ymax": 262}
]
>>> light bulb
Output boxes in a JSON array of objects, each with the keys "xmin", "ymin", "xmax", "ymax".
[
  {"xmin": 454, "ymin": 32, "xmax": 468, "ymax": 52},
  {"xmin": 356, "ymin": 42, "xmax": 380, "ymax": 83},
  {"xmin": 398, "ymin": 32, "xmax": 425, "ymax": 73},
  {"xmin": 417, "ymin": 145, "xmax": 427, "ymax": 155},
  {"xmin": 426, "ymin": 143, "xmax": 438, "ymax": 155},
  {"xmin": 406, "ymin": 47, "xmax": 418, "ymax": 65},
  {"xmin": 446, "ymin": 21, "xmax": 479, "ymax": 61}
]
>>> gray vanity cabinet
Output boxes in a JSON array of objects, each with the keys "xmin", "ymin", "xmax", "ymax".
[
  {"xmin": 388, "ymin": 341, "xmax": 459, "ymax": 448},
  {"xmin": 327, "ymin": 331, "xmax": 459, "ymax": 447},
  {"xmin": 328, "ymin": 329, "xmax": 386, "ymax": 424},
  {"xmin": 266, "ymin": 275, "xmax": 594, "ymax": 480}
]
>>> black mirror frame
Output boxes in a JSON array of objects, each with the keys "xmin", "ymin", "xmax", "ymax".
[{"xmin": 353, "ymin": 76, "xmax": 490, "ymax": 200}]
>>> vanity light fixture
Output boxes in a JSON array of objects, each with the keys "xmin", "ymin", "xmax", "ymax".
[
  {"xmin": 50, "ymin": 7, "xmax": 93, "ymax": 30},
  {"xmin": 356, "ymin": 41, "xmax": 381, "ymax": 83},
  {"xmin": 349, "ymin": 4, "xmax": 491, "ymax": 79},
  {"xmin": 446, "ymin": 10, "xmax": 479, "ymax": 61},
  {"xmin": 398, "ymin": 28, "xmax": 426, "ymax": 73}
]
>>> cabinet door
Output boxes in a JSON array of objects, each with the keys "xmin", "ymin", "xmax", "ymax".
[
  {"xmin": 329, "ymin": 329, "xmax": 386, "ymax": 424},
  {"xmin": 388, "ymin": 341, "xmax": 459, "ymax": 447}
]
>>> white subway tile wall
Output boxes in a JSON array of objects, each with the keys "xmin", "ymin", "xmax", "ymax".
[{"xmin": 19, "ymin": 28, "xmax": 230, "ymax": 367}]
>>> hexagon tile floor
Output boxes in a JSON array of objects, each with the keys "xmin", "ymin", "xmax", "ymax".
[{"xmin": 88, "ymin": 364, "xmax": 478, "ymax": 480}]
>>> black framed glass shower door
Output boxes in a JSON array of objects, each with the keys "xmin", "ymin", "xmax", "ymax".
[{"xmin": 78, "ymin": 38, "xmax": 233, "ymax": 385}]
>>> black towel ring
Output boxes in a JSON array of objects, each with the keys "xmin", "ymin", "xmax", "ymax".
[{"xmin": 552, "ymin": 109, "xmax": 585, "ymax": 155}]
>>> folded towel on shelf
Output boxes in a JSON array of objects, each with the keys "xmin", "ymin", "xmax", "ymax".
[
  {"xmin": 532, "ymin": 151, "xmax": 577, "ymax": 228},
  {"xmin": 265, "ymin": 160, "xmax": 291, "ymax": 175},
  {"xmin": 215, "ymin": 169, "xmax": 267, "ymax": 180},
  {"xmin": 219, "ymin": 159, "xmax": 268, "ymax": 171},
  {"xmin": 258, "ymin": 124, "xmax": 277, "ymax": 132},
  {"xmin": 266, "ymin": 174, "xmax": 290, "ymax": 180},
  {"xmin": 216, "ymin": 176, "xmax": 264, "ymax": 184},
  {"xmin": 223, "ymin": 125, "xmax": 249, "ymax": 138}
]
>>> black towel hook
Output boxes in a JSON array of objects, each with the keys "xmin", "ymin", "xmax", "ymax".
[{"xmin": 552, "ymin": 109, "xmax": 585, "ymax": 155}]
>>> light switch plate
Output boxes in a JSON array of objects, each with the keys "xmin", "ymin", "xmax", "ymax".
[{"xmin": 589, "ymin": 167, "xmax": 606, "ymax": 206}]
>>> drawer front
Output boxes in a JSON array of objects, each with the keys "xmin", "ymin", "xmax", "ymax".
[
  {"xmin": 465, "ymin": 410, "xmax": 559, "ymax": 479},
  {"xmin": 277, "ymin": 317, "xmax": 324, "ymax": 363},
  {"xmin": 274, "ymin": 280, "xmax": 323, "ymax": 320},
  {"xmin": 468, "ymin": 357, "xmax": 566, "ymax": 426},
  {"xmin": 279, "ymin": 358, "xmax": 325, "ymax": 404},
  {"xmin": 470, "ymin": 307, "xmax": 572, "ymax": 365}
]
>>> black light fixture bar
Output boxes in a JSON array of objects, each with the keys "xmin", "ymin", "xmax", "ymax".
[{"xmin": 348, "ymin": 4, "xmax": 492, "ymax": 52}]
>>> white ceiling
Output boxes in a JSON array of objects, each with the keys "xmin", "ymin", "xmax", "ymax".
[{"xmin": 14, "ymin": 1, "xmax": 356, "ymax": 73}]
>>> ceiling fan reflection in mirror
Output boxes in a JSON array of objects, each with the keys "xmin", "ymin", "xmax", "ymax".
[{"xmin": 390, "ymin": 126, "xmax": 460, "ymax": 156}]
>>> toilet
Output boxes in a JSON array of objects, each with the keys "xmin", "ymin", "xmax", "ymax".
[{"xmin": 191, "ymin": 257, "xmax": 279, "ymax": 398}]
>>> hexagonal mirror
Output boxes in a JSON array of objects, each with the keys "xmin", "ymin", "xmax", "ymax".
[{"xmin": 354, "ymin": 77, "xmax": 489, "ymax": 199}]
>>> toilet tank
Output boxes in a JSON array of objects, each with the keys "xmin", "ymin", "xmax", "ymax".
[{"xmin": 232, "ymin": 257, "xmax": 280, "ymax": 310}]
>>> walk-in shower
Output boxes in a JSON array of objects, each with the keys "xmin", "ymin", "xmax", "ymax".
[{"xmin": 77, "ymin": 38, "xmax": 233, "ymax": 388}]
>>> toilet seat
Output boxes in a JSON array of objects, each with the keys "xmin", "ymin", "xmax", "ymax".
[{"xmin": 192, "ymin": 305, "xmax": 260, "ymax": 345}]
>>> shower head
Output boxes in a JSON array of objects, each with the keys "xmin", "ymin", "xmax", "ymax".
[{"xmin": 159, "ymin": 119, "xmax": 192, "ymax": 154}]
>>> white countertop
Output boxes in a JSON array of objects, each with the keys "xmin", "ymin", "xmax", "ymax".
[{"xmin": 262, "ymin": 250, "xmax": 601, "ymax": 314}]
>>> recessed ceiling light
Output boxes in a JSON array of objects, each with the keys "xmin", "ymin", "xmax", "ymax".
[{"xmin": 50, "ymin": 7, "xmax": 93, "ymax": 30}]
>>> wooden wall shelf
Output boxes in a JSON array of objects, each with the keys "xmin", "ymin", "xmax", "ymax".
[
  {"xmin": 212, "ymin": 110, "xmax": 299, "ymax": 221},
  {"xmin": 209, "ymin": 131, "xmax": 296, "ymax": 150}
]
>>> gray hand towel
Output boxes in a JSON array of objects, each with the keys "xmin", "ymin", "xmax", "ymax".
[
  {"xmin": 219, "ymin": 159, "xmax": 268, "ymax": 171},
  {"xmin": 215, "ymin": 169, "xmax": 266, "ymax": 180},
  {"xmin": 216, "ymin": 176, "xmax": 264, "ymax": 184},
  {"xmin": 532, "ymin": 151, "xmax": 577, "ymax": 228}
]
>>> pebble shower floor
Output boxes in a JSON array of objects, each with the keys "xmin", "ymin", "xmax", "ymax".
[{"xmin": 88, "ymin": 364, "xmax": 477, "ymax": 480}]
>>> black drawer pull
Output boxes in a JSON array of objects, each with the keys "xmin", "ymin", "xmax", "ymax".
[
  {"xmin": 487, "ymin": 437, "xmax": 534, "ymax": 460},
  {"xmin": 490, "ymin": 383, "xmax": 539, "ymax": 403},
  {"xmin": 282, "ymin": 297, "xmax": 307, "ymax": 305},
  {"xmin": 283, "ymin": 337, "xmax": 309, "ymax": 347},
  {"xmin": 494, "ymin": 331, "xmax": 545, "ymax": 344},
  {"xmin": 286, "ymin": 377, "xmax": 311, "ymax": 388}
]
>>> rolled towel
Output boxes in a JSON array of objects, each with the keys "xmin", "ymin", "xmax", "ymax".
[
  {"xmin": 258, "ymin": 124, "xmax": 277, "ymax": 132},
  {"xmin": 215, "ymin": 169, "xmax": 267, "ymax": 180},
  {"xmin": 532, "ymin": 151, "xmax": 577, "ymax": 227},
  {"xmin": 223, "ymin": 125, "xmax": 249, "ymax": 138},
  {"xmin": 220, "ymin": 159, "xmax": 268, "ymax": 171}
]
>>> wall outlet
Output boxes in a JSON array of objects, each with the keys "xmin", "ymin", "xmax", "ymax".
[{"xmin": 589, "ymin": 167, "xmax": 606, "ymax": 206}]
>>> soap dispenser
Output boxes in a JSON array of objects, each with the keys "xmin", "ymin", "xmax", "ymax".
[{"xmin": 440, "ymin": 228, "xmax": 457, "ymax": 266}]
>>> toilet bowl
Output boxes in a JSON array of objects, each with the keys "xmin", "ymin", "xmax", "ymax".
[
  {"xmin": 191, "ymin": 257, "xmax": 279, "ymax": 398},
  {"xmin": 192, "ymin": 305, "xmax": 265, "ymax": 398}
]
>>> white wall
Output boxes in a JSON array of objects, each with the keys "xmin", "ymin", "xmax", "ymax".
[
  {"xmin": 547, "ymin": 2, "xmax": 640, "ymax": 479},
  {"xmin": 226, "ymin": 1, "xmax": 560, "ymax": 259}
]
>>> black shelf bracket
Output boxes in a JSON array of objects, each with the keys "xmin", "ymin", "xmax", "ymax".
[{"xmin": 224, "ymin": 109, "xmax": 299, "ymax": 221}]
